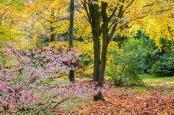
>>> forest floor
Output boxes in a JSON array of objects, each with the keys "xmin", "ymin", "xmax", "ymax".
[
  {"xmin": 1, "ymin": 75, "xmax": 174, "ymax": 114},
  {"xmin": 54, "ymin": 75, "xmax": 174, "ymax": 115}
]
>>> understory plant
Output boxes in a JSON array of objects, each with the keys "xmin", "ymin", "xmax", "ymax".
[
  {"xmin": 150, "ymin": 53, "xmax": 174, "ymax": 76},
  {"xmin": 107, "ymin": 39, "xmax": 142, "ymax": 86},
  {"xmin": 0, "ymin": 43, "xmax": 95, "ymax": 114}
]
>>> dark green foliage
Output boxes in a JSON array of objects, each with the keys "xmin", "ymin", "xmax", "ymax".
[
  {"xmin": 128, "ymin": 31, "xmax": 174, "ymax": 76},
  {"xmin": 151, "ymin": 53, "xmax": 174, "ymax": 76},
  {"xmin": 107, "ymin": 30, "xmax": 174, "ymax": 85},
  {"xmin": 149, "ymin": 39, "xmax": 174, "ymax": 76},
  {"xmin": 133, "ymin": 31, "xmax": 159, "ymax": 73}
]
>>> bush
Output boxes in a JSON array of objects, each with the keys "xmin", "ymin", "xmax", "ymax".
[
  {"xmin": 107, "ymin": 39, "xmax": 142, "ymax": 86},
  {"xmin": 134, "ymin": 32, "xmax": 174, "ymax": 74},
  {"xmin": 133, "ymin": 31, "xmax": 159, "ymax": 73},
  {"xmin": 150, "ymin": 53, "xmax": 174, "ymax": 76},
  {"xmin": 0, "ymin": 43, "xmax": 85, "ymax": 114}
]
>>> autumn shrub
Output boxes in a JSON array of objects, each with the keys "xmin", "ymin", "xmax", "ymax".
[
  {"xmin": 46, "ymin": 40, "xmax": 94, "ymax": 78},
  {"xmin": 0, "ymin": 43, "xmax": 92, "ymax": 114},
  {"xmin": 107, "ymin": 39, "xmax": 142, "ymax": 86}
]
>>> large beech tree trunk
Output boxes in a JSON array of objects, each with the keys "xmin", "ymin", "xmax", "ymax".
[
  {"xmin": 93, "ymin": 2, "xmax": 109, "ymax": 101},
  {"xmin": 90, "ymin": 0, "xmax": 105, "ymax": 101}
]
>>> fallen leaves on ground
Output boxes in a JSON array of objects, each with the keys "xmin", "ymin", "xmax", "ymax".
[{"xmin": 79, "ymin": 89, "xmax": 174, "ymax": 115}]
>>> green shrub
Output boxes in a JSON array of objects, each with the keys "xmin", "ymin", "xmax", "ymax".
[
  {"xmin": 133, "ymin": 31, "xmax": 159, "ymax": 73},
  {"xmin": 107, "ymin": 31, "xmax": 174, "ymax": 85},
  {"xmin": 107, "ymin": 39, "xmax": 142, "ymax": 86},
  {"xmin": 150, "ymin": 53, "xmax": 174, "ymax": 76}
]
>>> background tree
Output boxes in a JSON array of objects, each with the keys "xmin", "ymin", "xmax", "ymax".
[{"xmin": 0, "ymin": 0, "xmax": 25, "ymax": 41}]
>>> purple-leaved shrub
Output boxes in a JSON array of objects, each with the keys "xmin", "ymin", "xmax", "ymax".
[
  {"xmin": 0, "ymin": 43, "xmax": 105, "ymax": 114},
  {"xmin": 0, "ymin": 43, "xmax": 85, "ymax": 113}
]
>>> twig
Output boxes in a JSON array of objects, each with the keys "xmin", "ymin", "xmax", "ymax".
[{"xmin": 52, "ymin": 97, "xmax": 70, "ymax": 109}]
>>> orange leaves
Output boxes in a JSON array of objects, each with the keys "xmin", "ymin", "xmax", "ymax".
[{"xmin": 80, "ymin": 89, "xmax": 174, "ymax": 114}]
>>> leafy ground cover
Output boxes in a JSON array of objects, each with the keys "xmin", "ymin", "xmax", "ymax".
[
  {"xmin": 54, "ymin": 75, "xmax": 174, "ymax": 114},
  {"xmin": 1, "ymin": 74, "xmax": 174, "ymax": 114},
  {"xmin": 79, "ymin": 90, "xmax": 174, "ymax": 115}
]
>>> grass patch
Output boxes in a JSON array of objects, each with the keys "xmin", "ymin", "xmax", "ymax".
[
  {"xmin": 114, "ymin": 74, "xmax": 174, "ymax": 93},
  {"xmin": 140, "ymin": 74, "xmax": 174, "ymax": 83}
]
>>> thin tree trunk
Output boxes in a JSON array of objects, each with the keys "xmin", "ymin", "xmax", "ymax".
[
  {"xmin": 93, "ymin": 32, "xmax": 101, "ymax": 101},
  {"xmin": 118, "ymin": 34, "xmax": 122, "ymax": 49},
  {"xmin": 50, "ymin": 9, "xmax": 55, "ymax": 42},
  {"xmin": 69, "ymin": 70, "xmax": 75, "ymax": 83},
  {"xmin": 50, "ymin": 25, "xmax": 55, "ymax": 42},
  {"xmin": 68, "ymin": 0, "xmax": 74, "ymax": 50},
  {"xmin": 68, "ymin": 0, "xmax": 75, "ymax": 83}
]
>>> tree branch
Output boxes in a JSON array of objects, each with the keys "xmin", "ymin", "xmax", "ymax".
[
  {"xmin": 108, "ymin": 5, "xmax": 118, "ymax": 22},
  {"xmin": 81, "ymin": 0, "xmax": 92, "ymax": 26},
  {"xmin": 116, "ymin": 14, "xmax": 149, "ymax": 31},
  {"xmin": 122, "ymin": 0, "xmax": 135, "ymax": 14}
]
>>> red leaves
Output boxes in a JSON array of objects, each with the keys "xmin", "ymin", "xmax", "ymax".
[{"xmin": 80, "ymin": 89, "xmax": 174, "ymax": 114}]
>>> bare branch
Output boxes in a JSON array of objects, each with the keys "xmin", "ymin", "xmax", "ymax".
[
  {"xmin": 122, "ymin": 0, "xmax": 135, "ymax": 14},
  {"xmin": 108, "ymin": 22, "xmax": 118, "ymax": 44},
  {"xmin": 80, "ymin": 0, "xmax": 92, "ymax": 25},
  {"xmin": 108, "ymin": 18, "xmax": 118, "ymax": 31},
  {"xmin": 116, "ymin": 14, "xmax": 149, "ymax": 31},
  {"xmin": 108, "ymin": 5, "xmax": 118, "ymax": 22}
]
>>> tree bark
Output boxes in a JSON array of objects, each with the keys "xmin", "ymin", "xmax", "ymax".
[
  {"xmin": 92, "ymin": 1, "xmax": 106, "ymax": 101},
  {"xmin": 50, "ymin": 9, "xmax": 55, "ymax": 42},
  {"xmin": 69, "ymin": 70, "xmax": 75, "ymax": 83},
  {"xmin": 68, "ymin": 0, "xmax": 75, "ymax": 83},
  {"xmin": 50, "ymin": 25, "xmax": 55, "ymax": 42},
  {"xmin": 118, "ymin": 34, "xmax": 122, "ymax": 49},
  {"xmin": 94, "ymin": 2, "xmax": 108, "ymax": 101},
  {"xmin": 68, "ymin": 0, "xmax": 74, "ymax": 50}
]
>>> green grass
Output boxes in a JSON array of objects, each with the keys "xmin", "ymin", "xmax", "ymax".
[
  {"xmin": 43, "ymin": 74, "xmax": 174, "ymax": 93},
  {"xmin": 95, "ymin": 73, "xmax": 174, "ymax": 93},
  {"xmin": 115, "ymin": 74, "xmax": 174, "ymax": 93},
  {"xmin": 140, "ymin": 74, "xmax": 174, "ymax": 83}
]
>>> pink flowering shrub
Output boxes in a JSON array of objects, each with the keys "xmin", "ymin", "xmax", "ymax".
[
  {"xmin": 0, "ymin": 43, "xmax": 82, "ymax": 113},
  {"xmin": 0, "ymin": 43, "xmax": 106, "ymax": 114}
]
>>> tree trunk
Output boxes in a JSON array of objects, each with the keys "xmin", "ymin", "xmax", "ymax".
[
  {"xmin": 50, "ymin": 9, "xmax": 55, "ymax": 42},
  {"xmin": 68, "ymin": 0, "xmax": 74, "ymax": 50},
  {"xmin": 68, "ymin": 0, "xmax": 74, "ymax": 83},
  {"xmin": 118, "ymin": 34, "xmax": 122, "ymax": 49},
  {"xmin": 50, "ymin": 26, "xmax": 55, "ymax": 42},
  {"xmin": 93, "ymin": 32, "xmax": 101, "ymax": 101},
  {"xmin": 69, "ymin": 70, "xmax": 75, "ymax": 83},
  {"xmin": 92, "ymin": 0, "xmax": 104, "ymax": 101},
  {"xmin": 82, "ymin": 0, "xmax": 127, "ymax": 101},
  {"xmin": 93, "ymin": 2, "xmax": 108, "ymax": 101}
]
